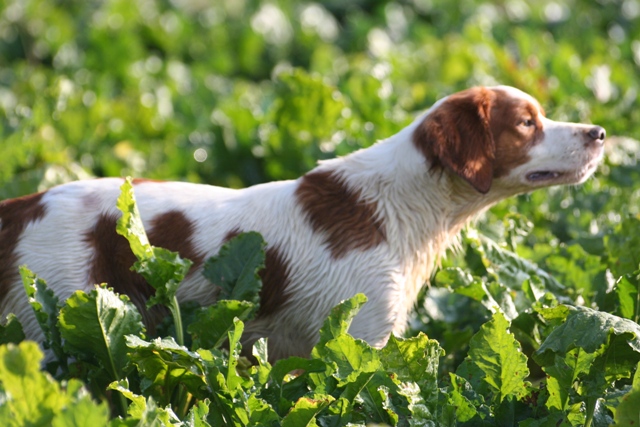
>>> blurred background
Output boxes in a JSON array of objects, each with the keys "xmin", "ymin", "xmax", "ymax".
[
  {"xmin": 2, "ymin": 0, "xmax": 640, "ymax": 370},
  {"xmin": 1, "ymin": 0, "xmax": 639, "ymax": 194}
]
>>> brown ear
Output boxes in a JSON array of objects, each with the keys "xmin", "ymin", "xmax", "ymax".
[{"xmin": 413, "ymin": 87, "xmax": 495, "ymax": 194}]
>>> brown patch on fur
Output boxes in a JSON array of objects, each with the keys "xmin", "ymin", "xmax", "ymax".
[
  {"xmin": 413, "ymin": 87, "xmax": 548, "ymax": 191},
  {"xmin": 413, "ymin": 87, "xmax": 496, "ymax": 194},
  {"xmin": 84, "ymin": 210, "xmax": 204, "ymax": 331},
  {"xmin": 147, "ymin": 211, "xmax": 205, "ymax": 280},
  {"xmin": 222, "ymin": 228, "xmax": 291, "ymax": 317},
  {"xmin": 295, "ymin": 170, "xmax": 386, "ymax": 259},
  {"xmin": 0, "ymin": 192, "xmax": 47, "ymax": 306},
  {"xmin": 84, "ymin": 214, "xmax": 157, "ymax": 325},
  {"xmin": 223, "ymin": 228, "xmax": 241, "ymax": 243},
  {"xmin": 490, "ymin": 89, "xmax": 544, "ymax": 178}
]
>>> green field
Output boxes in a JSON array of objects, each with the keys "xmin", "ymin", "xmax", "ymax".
[{"xmin": 2, "ymin": 0, "xmax": 640, "ymax": 425}]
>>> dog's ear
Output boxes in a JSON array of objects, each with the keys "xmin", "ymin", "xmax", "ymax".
[{"xmin": 413, "ymin": 87, "xmax": 495, "ymax": 194}]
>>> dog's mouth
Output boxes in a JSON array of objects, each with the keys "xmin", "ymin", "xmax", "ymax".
[
  {"xmin": 526, "ymin": 171, "xmax": 563, "ymax": 182},
  {"xmin": 525, "ymin": 158, "xmax": 601, "ymax": 184}
]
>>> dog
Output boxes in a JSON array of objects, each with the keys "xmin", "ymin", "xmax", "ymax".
[{"xmin": 0, "ymin": 86, "xmax": 606, "ymax": 360}]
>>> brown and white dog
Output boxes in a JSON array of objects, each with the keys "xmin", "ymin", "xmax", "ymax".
[{"xmin": 0, "ymin": 86, "xmax": 606, "ymax": 360}]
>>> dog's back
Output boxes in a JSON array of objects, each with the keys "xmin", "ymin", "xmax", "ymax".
[{"xmin": 0, "ymin": 86, "xmax": 606, "ymax": 360}]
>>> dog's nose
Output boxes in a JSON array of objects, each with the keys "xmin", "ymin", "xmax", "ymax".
[{"xmin": 587, "ymin": 126, "xmax": 606, "ymax": 142}]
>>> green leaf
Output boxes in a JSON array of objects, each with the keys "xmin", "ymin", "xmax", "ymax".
[
  {"xmin": 188, "ymin": 300, "xmax": 255, "ymax": 350},
  {"xmin": 459, "ymin": 311, "xmax": 529, "ymax": 403},
  {"xmin": 605, "ymin": 215, "xmax": 640, "ymax": 278},
  {"xmin": 614, "ymin": 387, "xmax": 640, "ymax": 427},
  {"xmin": 0, "ymin": 314, "xmax": 25, "ymax": 345},
  {"xmin": 115, "ymin": 177, "xmax": 153, "ymax": 261},
  {"xmin": 226, "ymin": 318, "xmax": 247, "ymax": 395},
  {"xmin": 108, "ymin": 379, "xmax": 146, "ymax": 419},
  {"xmin": 59, "ymin": 286, "xmax": 145, "ymax": 382},
  {"xmin": 20, "ymin": 266, "xmax": 65, "ymax": 368},
  {"xmin": 440, "ymin": 267, "xmax": 519, "ymax": 320},
  {"xmin": 463, "ymin": 230, "xmax": 565, "ymax": 293},
  {"xmin": 381, "ymin": 334, "xmax": 443, "ymax": 418},
  {"xmin": 382, "ymin": 334, "xmax": 441, "ymax": 386},
  {"xmin": 0, "ymin": 343, "xmax": 110, "ymax": 427},
  {"xmin": 311, "ymin": 293, "xmax": 368, "ymax": 358},
  {"xmin": 617, "ymin": 274, "xmax": 640, "ymax": 322},
  {"xmin": 281, "ymin": 394, "xmax": 334, "ymax": 427},
  {"xmin": 541, "ymin": 244, "xmax": 608, "ymax": 307},
  {"xmin": 0, "ymin": 342, "xmax": 67, "ymax": 426},
  {"xmin": 317, "ymin": 396, "xmax": 352, "ymax": 426},
  {"xmin": 357, "ymin": 371, "xmax": 406, "ymax": 425},
  {"xmin": 202, "ymin": 231, "xmax": 266, "ymax": 305},
  {"xmin": 246, "ymin": 394, "xmax": 280, "ymax": 426},
  {"xmin": 323, "ymin": 334, "xmax": 380, "ymax": 386},
  {"xmin": 126, "ymin": 335, "xmax": 208, "ymax": 406},
  {"xmin": 51, "ymin": 389, "xmax": 110, "ymax": 427},
  {"xmin": 185, "ymin": 399, "xmax": 212, "ymax": 427},
  {"xmin": 260, "ymin": 356, "xmax": 327, "ymax": 416},
  {"xmin": 270, "ymin": 357, "xmax": 327, "ymax": 389},
  {"xmin": 535, "ymin": 305, "xmax": 640, "ymax": 366},
  {"xmin": 115, "ymin": 178, "xmax": 193, "ymax": 309},
  {"xmin": 544, "ymin": 348, "xmax": 597, "ymax": 411},
  {"xmin": 252, "ymin": 338, "xmax": 272, "ymax": 387},
  {"xmin": 446, "ymin": 373, "xmax": 483, "ymax": 422}
]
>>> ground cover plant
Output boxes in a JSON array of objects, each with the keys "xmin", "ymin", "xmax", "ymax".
[{"xmin": 2, "ymin": 0, "xmax": 640, "ymax": 425}]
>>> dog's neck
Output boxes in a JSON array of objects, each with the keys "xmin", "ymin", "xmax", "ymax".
[{"xmin": 313, "ymin": 120, "xmax": 504, "ymax": 305}]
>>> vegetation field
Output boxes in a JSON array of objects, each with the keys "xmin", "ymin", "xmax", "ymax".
[{"xmin": 2, "ymin": 0, "xmax": 640, "ymax": 425}]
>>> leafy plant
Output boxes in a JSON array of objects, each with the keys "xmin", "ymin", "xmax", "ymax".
[{"xmin": 2, "ymin": 0, "xmax": 640, "ymax": 424}]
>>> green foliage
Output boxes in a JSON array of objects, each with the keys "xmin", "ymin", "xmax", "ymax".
[
  {"xmin": 0, "ymin": 342, "xmax": 110, "ymax": 426},
  {"xmin": 116, "ymin": 177, "xmax": 193, "ymax": 346},
  {"xmin": 2, "ymin": 0, "xmax": 640, "ymax": 424},
  {"xmin": 202, "ymin": 232, "xmax": 266, "ymax": 305}
]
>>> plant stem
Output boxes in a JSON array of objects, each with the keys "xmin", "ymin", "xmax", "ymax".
[
  {"xmin": 117, "ymin": 390, "xmax": 129, "ymax": 418},
  {"xmin": 584, "ymin": 396, "xmax": 597, "ymax": 427},
  {"xmin": 170, "ymin": 296, "xmax": 184, "ymax": 347}
]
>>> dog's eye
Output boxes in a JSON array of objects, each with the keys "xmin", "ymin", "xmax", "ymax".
[{"xmin": 520, "ymin": 119, "xmax": 535, "ymax": 127}]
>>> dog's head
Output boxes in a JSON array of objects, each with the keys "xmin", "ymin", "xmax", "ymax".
[{"xmin": 413, "ymin": 86, "xmax": 606, "ymax": 194}]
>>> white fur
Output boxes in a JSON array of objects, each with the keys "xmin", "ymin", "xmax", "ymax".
[{"xmin": 0, "ymin": 86, "xmax": 605, "ymax": 360}]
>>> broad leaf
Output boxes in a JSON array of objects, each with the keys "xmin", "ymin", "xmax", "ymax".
[
  {"xmin": 381, "ymin": 334, "xmax": 443, "ymax": 418},
  {"xmin": 59, "ymin": 286, "xmax": 145, "ymax": 382},
  {"xmin": 126, "ymin": 336, "xmax": 208, "ymax": 406},
  {"xmin": 605, "ymin": 215, "xmax": 640, "ymax": 278},
  {"xmin": 108, "ymin": 379, "xmax": 146, "ymax": 419},
  {"xmin": 535, "ymin": 305, "xmax": 640, "ymax": 366},
  {"xmin": 246, "ymin": 394, "xmax": 280, "ymax": 426},
  {"xmin": 614, "ymin": 389, "xmax": 640, "ymax": 427},
  {"xmin": 446, "ymin": 373, "xmax": 484, "ymax": 423},
  {"xmin": 0, "ymin": 314, "xmax": 25, "ymax": 345},
  {"xmin": 312, "ymin": 293, "xmax": 368, "ymax": 358},
  {"xmin": 458, "ymin": 311, "xmax": 529, "ymax": 403},
  {"xmin": 20, "ymin": 266, "xmax": 65, "ymax": 369},
  {"xmin": 226, "ymin": 318, "xmax": 247, "ymax": 395},
  {"xmin": 616, "ymin": 274, "xmax": 640, "ymax": 322},
  {"xmin": 323, "ymin": 334, "xmax": 380, "ymax": 386},
  {"xmin": 109, "ymin": 380, "xmax": 189, "ymax": 426},
  {"xmin": 188, "ymin": 300, "xmax": 255, "ymax": 350},
  {"xmin": 185, "ymin": 399, "xmax": 212, "ymax": 427},
  {"xmin": 0, "ymin": 342, "xmax": 110, "ymax": 427},
  {"xmin": 116, "ymin": 178, "xmax": 192, "ymax": 308},
  {"xmin": 544, "ymin": 348, "xmax": 597, "ymax": 411},
  {"xmin": 202, "ymin": 231, "xmax": 266, "ymax": 305},
  {"xmin": 50, "ymin": 388, "xmax": 110, "ymax": 427},
  {"xmin": 281, "ymin": 394, "xmax": 334, "ymax": 427},
  {"xmin": 464, "ymin": 229, "xmax": 565, "ymax": 294},
  {"xmin": 0, "ymin": 342, "xmax": 67, "ymax": 426}
]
